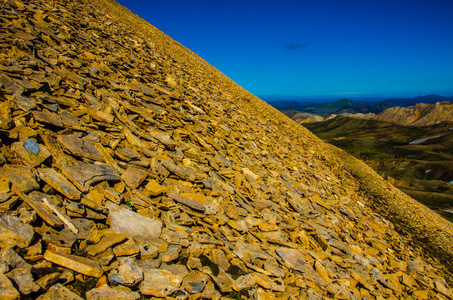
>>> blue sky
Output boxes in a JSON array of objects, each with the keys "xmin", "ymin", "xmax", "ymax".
[{"xmin": 116, "ymin": 0, "xmax": 453, "ymax": 99}]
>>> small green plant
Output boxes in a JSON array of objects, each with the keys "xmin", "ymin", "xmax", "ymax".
[{"xmin": 124, "ymin": 200, "xmax": 137, "ymax": 212}]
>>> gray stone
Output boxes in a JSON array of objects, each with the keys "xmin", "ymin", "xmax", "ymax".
[
  {"xmin": 0, "ymin": 215, "xmax": 34, "ymax": 248},
  {"xmin": 5, "ymin": 268, "xmax": 40, "ymax": 295},
  {"xmin": 0, "ymin": 273, "xmax": 19, "ymax": 300},
  {"xmin": 36, "ymin": 283, "xmax": 83, "ymax": 300},
  {"xmin": 107, "ymin": 202, "xmax": 162, "ymax": 239},
  {"xmin": 86, "ymin": 284, "xmax": 140, "ymax": 300},
  {"xmin": 139, "ymin": 269, "xmax": 182, "ymax": 297},
  {"xmin": 109, "ymin": 257, "xmax": 143, "ymax": 287},
  {"xmin": 182, "ymin": 270, "xmax": 207, "ymax": 294},
  {"xmin": 62, "ymin": 162, "xmax": 120, "ymax": 192}
]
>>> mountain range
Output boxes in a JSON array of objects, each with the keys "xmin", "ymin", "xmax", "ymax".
[{"xmin": 270, "ymin": 94, "xmax": 453, "ymax": 116}]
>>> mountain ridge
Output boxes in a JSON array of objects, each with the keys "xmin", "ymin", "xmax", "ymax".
[
  {"xmin": 287, "ymin": 101, "xmax": 453, "ymax": 126},
  {"xmin": 271, "ymin": 94, "xmax": 453, "ymax": 116}
]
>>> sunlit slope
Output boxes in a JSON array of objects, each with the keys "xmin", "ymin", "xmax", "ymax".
[{"xmin": 0, "ymin": 0, "xmax": 451, "ymax": 298}]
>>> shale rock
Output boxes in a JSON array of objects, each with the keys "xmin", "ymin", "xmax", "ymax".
[{"xmin": 0, "ymin": 0, "xmax": 451, "ymax": 299}]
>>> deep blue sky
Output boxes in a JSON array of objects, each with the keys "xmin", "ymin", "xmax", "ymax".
[{"xmin": 116, "ymin": 0, "xmax": 453, "ymax": 99}]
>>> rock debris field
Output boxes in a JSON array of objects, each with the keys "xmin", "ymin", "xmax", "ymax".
[{"xmin": 0, "ymin": 0, "xmax": 452, "ymax": 299}]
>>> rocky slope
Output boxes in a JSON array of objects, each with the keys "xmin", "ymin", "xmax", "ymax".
[
  {"xmin": 303, "ymin": 116, "xmax": 453, "ymax": 222},
  {"xmin": 0, "ymin": 0, "xmax": 452, "ymax": 299},
  {"xmin": 375, "ymin": 101, "xmax": 453, "ymax": 126}
]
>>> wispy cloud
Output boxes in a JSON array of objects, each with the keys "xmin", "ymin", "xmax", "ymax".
[{"xmin": 283, "ymin": 43, "xmax": 309, "ymax": 50}]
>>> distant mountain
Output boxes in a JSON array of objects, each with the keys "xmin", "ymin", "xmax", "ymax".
[
  {"xmin": 286, "ymin": 101, "xmax": 453, "ymax": 127},
  {"xmin": 268, "ymin": 94, "xmax": 453, "ymax": 116},
  {"xmin": 278, "ymin": 98, "xmax": 389, "ymax": 116},
  {"xmin": 375, "ymin": 101, "xmax": 453, "ymax": 126},
  {"xmin": 382, "ymin": 94, "xmax": 453, "ymax": 107}
]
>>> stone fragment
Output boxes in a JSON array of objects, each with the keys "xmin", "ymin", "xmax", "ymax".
[
  {"xmin": 234, "ymin": 240, "xmax": 269, "ymax": 262},
  {"xmin": 58, "ymin": 134, "xmax": 105, "ymax": 162},
  {"xmin": 160, "ymin": 228, "xmax": 189, "ymax": 246},
  {"xmin": 161, "ymin": 159, "xmax": 195, "ymax": 181},
  {"xmin": 140, "ymin": 269, "xmax": 182, "ymax": 297},
  {"xmin": 113, "ymin": 238, "xmax": 139, "ymax": 257},
  {"xmin": 253, "ymin": 272, "xmax": 273, "ymax": 289},
  {"xmin": 13, "ymin": 95, "xmax": 36, "ymax": 111},
  {"xmin": 5, "ymin": 268, "xmax": 40, "ymax": 295},
  {"xmin": 0, "ymin": 260, "xmax": 8, "ymax": 274},
  {"xmin": 0, "ymin": 215, "xmax": 34, "ymax": 248},
  {"xmin": 33, "ymin": 110, "xmax": 64, "ymax": 127},
  {"xmin": 85, "ymin": 231, "xmax": 127, "ymax": 256},
  {"xmin": 0, "ymin": 165, "xmax": 39, "ymax": 192},
  {"xmin": 38, "ymin": 168, "xmax": 81, "ymax": 200},
  {"xmin": 137, "ymin": 238, "xmax": 168, "ymax": 259},
  {"xmin": 149, "ymin": 130, "xmax": 177, "ymax": 150},
  {"xmin": 182, "ymin": 270, "xmax": 207, "ymax": 294},
  {"xmin": 160, "ymin": 244, "xmax": 181, "ymax": 262},
  {"xmin": 144, "ymin": 180, "xmax": 166, "ymax": 196},
  {"xmin": 211, "ymin": 249, "xmax": 230, "ymax": 271},
  {"xmin": 2, "ymin": 247, "xmax": 31, "ymax": 271},
  {"xmin": 167, "ymin": 193, "xmax": 206, "ymax": 212},
  {"xmin": 13, "ymin": 187, "xmax": 63, "ymax": 227},
  {"xmin": 121, "ymin": 166, "xmax": 148, "ymax": 189},
  {"xmin": 86, "ymin": 284, "xmax": 140, "ymax": 300},
  {"xmin": 107, "ymin": 202, "xmax": 162, "ymax": 239},
  {"xmin": 62, "ymin": 162, "xmax": 120, "ymax": 192},
  {"xmin": 44, "ymin": 250, "xmax": 104, "ymax": 278},
  {"xmin": 0, "ymin": 273, "xmax": 19, "ymax": 300},
  {"xmin": 11, "ymin": 139, "xmax": 51, "ymax": 167},
  {"xmin": 211, "ymin": 268, "xmax": 234, "ymax": 293},
  {"xmin": 286, "ymin": 191, "xmax": 312, "ymax": 214},
  {"xmin": 104, "ymin": 187, "xmax": 123, "ymax": 204},
  {"xmin": 35, "ymin": 272, "xmax": 60, "ymax": 290},
  {"xmin": 275, "ymin": 248, "xmax": 306, "ymax": 272},
  {"xmin": 109, "ymin": 257, "xmax": 143, "ymax": 287},
  {"xmin": 36, "ymin": 283, "xmax": 83, "ymax": 300},
  {"xmin": 234, "ymin": 274, "xmax": 256, "ymax": 291}
]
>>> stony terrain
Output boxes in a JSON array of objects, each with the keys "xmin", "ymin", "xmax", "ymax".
[
  {"xmin": 303, "ymin": 116, "xmax": 453, "ymax": 222},
  {"xmin": 0, "ymin": 0, "xmax": 453, "ymax": 299}
]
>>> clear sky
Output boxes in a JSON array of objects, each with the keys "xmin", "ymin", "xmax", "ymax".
[{"xmin": 116, "ymin": 0, "xmax": 453, "ymax": 99}]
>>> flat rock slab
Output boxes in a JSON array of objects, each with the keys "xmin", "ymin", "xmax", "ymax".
[
  {"xmin": 57, "ymin": 134, "xmax": 105, "ymax": 162},
  {"xmin": 86, "ymin": 284, "xmax": 140, "ymax": 300},
  {"xmin": 13, "ymin": 187, "xmax": 63, "ymax": 228},
  {"xmin": 0, "ymin": 165, "xmax": 39, "ymax": 193},
  {"xmin": 44, "ymin": 250, "xmax": 104, "ymax": 278},
  {"xmin": 121, "ymin": 166, "xmax": 148, "ymax": 189},
  {"xmin": 6, "ymin": 267, "xmax": 40, "ymax": 295},
  {"xmin": 62, "ymin": 162, "xmax": 120, "ymax": 192},
  {"xmin": 36, "ymin": 283, "xmax": 83, "ymax": 300},
  {"xmin": 0, "ymin": 215, "xmax": 34, "ymax": 248},
  {"xmin": 167, "ymin": 193, "xmax": 206, "ymax": 212},
  {"xmin": 38, "ymin": 168, "xmax": 81, "ymax": 200},
  {"xmin": 182, "ymin": 270, "xmax": 207, "ymax": 294},
  {"xmin": 33, "ymin": 110, "xmax": 64, "ymax": 127},
  {"xmin": 0, "ymin": 273, "xmax": 19, "ymax": 300},
  {"xmin": 275, "ymin": 248, "xmax": 306, "ymax": 272},
  {"xmin": 11, "ymin": 139, "xmax": 51, "ymax": 167},
  {"xmin": 107, "ymin": 202, "xmax": 162, "ymax": 239},
  {"xmin": 139, "ymin": 269, "xmax": 182, "ymax": 297}
]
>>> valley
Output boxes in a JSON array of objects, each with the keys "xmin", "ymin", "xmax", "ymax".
[{"xmin": 300, "ymin": 115, "xmax": 453, "ymax": 222}]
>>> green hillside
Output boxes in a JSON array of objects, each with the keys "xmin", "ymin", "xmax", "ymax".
[{"xmin": 303, "ymin": 116, "xmax": 453, "ymax": 221}]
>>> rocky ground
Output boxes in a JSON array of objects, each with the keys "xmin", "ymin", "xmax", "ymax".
[{"xmin": 0, "ymin": 0, "xmax": 452, "ymax": 299}]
